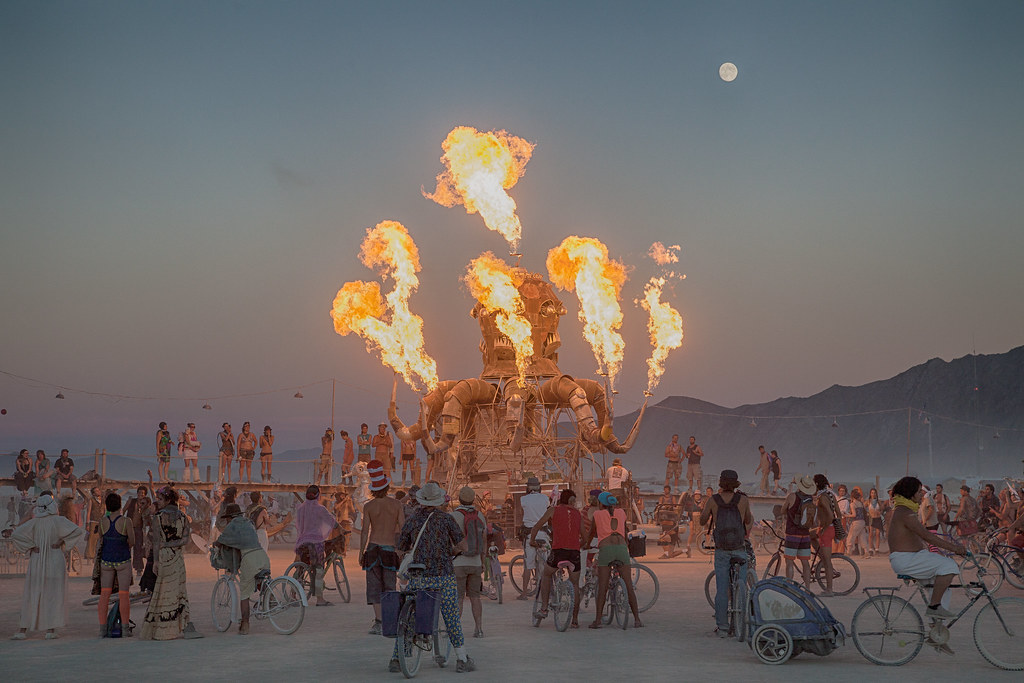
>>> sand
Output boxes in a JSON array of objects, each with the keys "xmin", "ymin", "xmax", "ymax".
[{"xmin": 0, "ymin": 541, "xmax": 1019, "ymax": 682}]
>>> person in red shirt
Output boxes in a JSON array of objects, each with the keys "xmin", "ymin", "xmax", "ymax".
[{"xmin": 530, "ymin": 489, "xmax": 585, "ymax": 628}]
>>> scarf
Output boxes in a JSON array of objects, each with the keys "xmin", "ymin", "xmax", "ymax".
[
  {"xmin": 893, "ymin": 494, "xmax": 919, "ymax": 513},
  {"xmin": 34, "ymin": 493, "xmax": 57, "ymax": 517}
]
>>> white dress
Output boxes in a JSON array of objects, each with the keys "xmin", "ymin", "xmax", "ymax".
[{"xmin": 11, "ymin": 513, "xmax": 85, "ymax": 631}]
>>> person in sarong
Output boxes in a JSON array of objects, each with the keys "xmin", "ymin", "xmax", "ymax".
[
  {"xmin": 140, "ymin": 486, "xmax": 202, "ymax": 640},
  {"xmin": 10, "ymin": 492, "xmax": 85, "ymax": 640},
  {"xmin": 214, "ymin": 504, "xmax": 271, "ymax": 634}
]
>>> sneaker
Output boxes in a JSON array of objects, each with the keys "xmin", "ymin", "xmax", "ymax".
[
  {"xmin": 925, "ymin": 606, "xmax": 956, "ymax": 619},
  {"xmin": 388, "ymin": 659, "xmax": 401, "ymax": 673},
  {"xmin": 456, "ymin": 656, "xmax": 476, "ymax": 673},
  {"xmin": 10, "ymin": 632, "xmax": 27, "ymax": 640},
  {"xmin": 368, "ymin": 620, "xmax": 382, "ymax": 635},
  {"xmin": 99, "ymin": 624, "xmax": 108, "ymax": 638},
  {"xmin": 45, "ymin": 632, "xmax": 59, "ymax": 640},
  {"xmin": 473, "ymin": 627, "xmax": 484, "ymax": 638}
]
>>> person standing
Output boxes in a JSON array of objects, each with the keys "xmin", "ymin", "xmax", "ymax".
[
  {"xmin": 359, "ymin": 460, "xmax": 404, "ymax": 633},
  {"xmin": 531, "ymin": 488, "xmax": 584, "ymax": 628},
  {"xmin": 390, "ymin": 482, "xmax": 475, "ymax": 673},
  {"xmin": 317, "ymin": 428, "xmax": 334, "ymax": 486},
  {"xmin": 340, "ymin": 429, "xmax": 354, "ymax": 484},
  {"xmin": 356, "ymin": 423, "xmax": 372, "ymax": 463},
  {"xmin": 606, "ymin": 458, "xmax": 630, "ymax": 504},
  {"xmin": 866, "ymin": 487, "xmax": 883, "ymax": 556},
  {"xmin": 96, "ymin": 492, "xmax": 135, "ymax": 637},
  {"xmin": 781, "ymin": 475, "xmax": 816, "ymax": 591},
  {"xmin": 179, "ymin": 422, "xmax": 201, "ymax": 484},
  {"xmin": 664, "ymin": 435, "xmax": 683, "ymax": 491},
  {"xmin": 84, "ymin": 487, "xmax": 104, "ymax": 560},
  {"xmin": 517, "ymin": 476, "xmax": 550, "ymax": 600},
  {"xmin": 451, "ymin": 486, "xmax": 488, "ymax": 637},
  {"xmin": 9, "ymin": 493, "xmax": 86, "ymax": 640},
  {"xmin": 769, "ymin": 450, "xmax": 783, "ymax": 495},
  {"xmin": 156, "ymin": 422, "xmax": 173, "ymax": 482},
  {"xmin": 140, "ymin": 487, "xmax": 192, "ymax": 639},
  {"xmin": 53, "ymin": 449, "xmax": 75, "ymax": 492},
  {"xmin": 812, "ymin": 474, "xmax": 838, "ymax": 596},
  {"xmin": 125, "ymin": 486, "xmax": 152, "ymax": 577},
  {"xmin": 685, "ymin": 436, "xmax": 705, "ymax": 492},
  {"xmin": 372, "ymin": 423, "xmax": 394, "ymax": 477},
  {"xmin": 259, "ymin": 425, "xmax": 274, "ymax": 482},
  {"xmin": 246, "ymin": 491, "xmax": 270, "ymax": 553},
  {"xmin": 399, "ymin": 437, "xmax": 418, "ymax": 487},
  {"xmin": 332, "ymin": 490, "xmax": 356, "ymax": 555},
  {"xmin": 236, "ymin": 422, "xmax": 257, "ymax": 484},
  {"xmin": 833, "ymin": 484, "xmax": 851, "ymax": 554},
  {"xmin": 218, "ymin": 423, "xmax": 235, "ymax": 483},
  {"xmin": 933, "ymin": 483, "xmax": 951, "ymax": 535},
  {"xmin": 294, "ymin": 484, "xmax": 340, "ymax": 607},
  {"xmin": 700, "ymin": 470, "xmax": 753, "ymax": 636},
  {"xmin": 848, "ymin": 486, "xmax": 869, "ymax": 556},
  {"xmin": 755, "ymin": 445, "xmax": 770, "ymax": 495}
]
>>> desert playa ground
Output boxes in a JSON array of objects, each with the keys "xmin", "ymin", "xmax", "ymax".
[{"xmin": 0, "ymin": 542, "xmax": 1020, "ymax": 682}]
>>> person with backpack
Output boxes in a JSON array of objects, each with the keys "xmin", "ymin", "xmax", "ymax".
[
  {"xmin": 699, "ymin": 469, "xmax": 753, "ymax": 636},
  {"xmin": 530, "ymin": 488, "xmax": 585, "ymax": 628},
  {"xmin": 782, "ymin": 475, "xmax": 818, "ymax": 592},
  {"xmin": 812, "ymin": 474, "xmax": 839, "ymax": 596},
  {"xmin": 450, "ymin": 486, "xmax": 488, "ymax": 638}
]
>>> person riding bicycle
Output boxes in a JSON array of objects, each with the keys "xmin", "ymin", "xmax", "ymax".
[
  {"xmin": 888, "ymin": 476, "xmax": 968, "ymax": 654},
  {"xmin": 390, "ymin": 482, "xmax": 475, "ymax": 673},
  {"xmin": 531, "ymin": 489, "xmax": 585, "ymax": 628},
  {"xmin": 294, "ymin": 484, "xmax": 340, "ymax": 607},
  {"xmin": 700, "ymin": 469, "xmax": 753, "ymax": 637},
  {"xmin": 584, "ymin": 491, "xmax": 643, "ymax": 629},
  {"xmin": 214, "ymin": 503, "xmax": 271, "ymax": 635},
  {"xmin": 517, "ymin": 476, "xmax": 550, "ymax": 601}
]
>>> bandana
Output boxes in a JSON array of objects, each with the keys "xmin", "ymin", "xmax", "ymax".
[{"xmin": 893, "ymin": 494, "xmax": 919, "ymax": 513}]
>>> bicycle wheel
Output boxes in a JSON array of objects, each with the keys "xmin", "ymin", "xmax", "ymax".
[
  {"xmin": 508, "ymin": 555, "xmax": 530, "ymax": 595},
  {"xmin": 552, "ymin": 576, "xmax": 575, "ymax": 632},
  {"xmin": 263, "ymin": 576, "xmax": 306, "ymax": 635},
  {"xmin": 851, "ymin": 594, "xmax": 924, "ymax": 666},
  {"xmin": 696, "ymin": 529, "xmax": 713, "ymax": 555},
  {"xmin": 751, "ymin": 624, "xmax": 794, "ymax": 665},
  {"xmin": 733, "ymin": 576, "xmax": 748, "ymax": 643},
  {"xmin": 491, "ymin": 557, "xmax": 503, "ymax": 604},
  {"xmin": 332, "ymin": 558, "xmax": 351, "ymax": 603},
  {"xmin": 816, "ymin": 553, "xmax": 860, "ymax": 596},
  {"xmin": 761, "ymin": 553, "xmax": 781, "ymax": 581},
  {"xmin": 1005, "ymin": 550, "xmax": 1024, "ymax": 590},
  {"xmin": 211, "ymin": 576, "xmax": 238, "ymax": 632},
  {"xmin": 532, "ymin": 591, "xmax": 543, "ymax": 627},
  {"xmin": 961, "ymin": 553, "xmax": 1005, "ymax": 596},
  {"xmin": 629, "ymin": 562, "xmax": 660, "ymax": 613},
  {"xmin": 611, "ymin": 577, "xmax": 629, "ymax": 629},
  {"xmin": 705, "ymin": 569, "xmax": 756, "ymax": 609},
  {"xmin": 397, "ymin": 600, "xmax": 422, "ymax": 678},
  {"xmin": 433, "ymin": 623, "xmax": 452, "ymax": 667},
  {"xmin": 284, "ymin": 561, "xmax": 313, "ymax": 601},
  {"xmin": 973, "ymin": 596, "xmax": 1024, "ymax": 670}
]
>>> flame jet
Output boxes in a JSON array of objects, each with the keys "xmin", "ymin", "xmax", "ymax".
[
  {"xmin": 330, "ymin": 221, "xmax": 438, "ymax": 391},
  {"xmin": 423, "ymin": 126, "xmax": 534, "ymax": 253},
  {"xmin": 546, "ymin": 236, "xmax": 628, "ymax": 389},
  {"xmin": 640, "ymin": 277, "xmax": 683, "ymax": 392},
  {"xmin": 464, "ymin": 253, "xmax": 535, "ymax": 382}
]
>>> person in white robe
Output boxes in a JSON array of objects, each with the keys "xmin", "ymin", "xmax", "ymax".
[{"xmin": 10, "ymin": 492, "xmax": 85, "ymax": 639}]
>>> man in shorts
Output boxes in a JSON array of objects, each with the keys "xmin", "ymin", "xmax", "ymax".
[
  {"xmin": 358, "ymin": 460, "xmax": 404, "ymax": 634},
  {"xmin": 318, "ymin": 428, "xmax": 334, "ymax": 485},
  {"xmin": 530, "ymin": 489, "xmax": 584, "ymax": 628},
  {"xmin": 685, "ymin": 436, "xmax": 704, "ymax": 492},
  {"xmin": 218, "ymin": 423, "xmax": 234, "ymax": 483},
  {"xmin": 782, "ymin": 475, "xmax": 816, "ymax": 591},
  {"xmin": 755, "ymin": 445, "xmax": 771, "ymax": 495},
  {"xmin": 53, "ymin": 449, "xmax": 76, "ymax": 492},
  {"xmin": 450, "ymin": 486, "xmax": 487, "ymax": 637},
  {"xmin": 517, "ymin": 476, "xmax": 550, "ymax": 600},
  {"xmin": 664, "ymin": 434, "xmax": 683, "ymax": 491},
  {"xmin": 398, "ymin": 436, "xmax": 417, "ymax": 487},
  {"xmin": 888, "ymin": 476, "xmax": 967, "ymax": 654},
  {"xmin": 372, "ymin": 423, "xmax": 394, "ymax": 476}
]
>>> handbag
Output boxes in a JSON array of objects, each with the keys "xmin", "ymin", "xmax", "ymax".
[{"xmin": 398, "ymin": 513, "xmax": 434, "ymax": 581}]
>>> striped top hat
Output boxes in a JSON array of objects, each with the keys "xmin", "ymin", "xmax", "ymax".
[{"xmin": 367, "ymin": 459, "xmax": 390, "ymax": 491}]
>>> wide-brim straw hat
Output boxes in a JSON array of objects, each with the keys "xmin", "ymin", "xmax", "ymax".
[{"xmin": 795, "ymin": 475, "xmax": 816, "ymax": 495}]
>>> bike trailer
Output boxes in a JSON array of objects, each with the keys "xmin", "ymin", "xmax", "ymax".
[
  {"xmin": 381, "ymin": 590, "xmax": 441, "ymax": 638},
  {"xmin": 747, "ymin": 577, "xmax": 845, "ymax": 664}
]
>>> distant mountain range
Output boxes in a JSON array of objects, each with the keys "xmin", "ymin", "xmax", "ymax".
[{"xmin": 613, "ymin": 346, "xmax": 1024, "ymax": 484}]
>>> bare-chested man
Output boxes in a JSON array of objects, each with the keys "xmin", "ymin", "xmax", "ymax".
[
  {"xmin": 888, "ymin": 476, "xmax": 967, "ymax": 654},
  {"xmin": 358, "ymin": 459, "xmax": 405, "ymax": 635},
  {"xmin": 318, "ymin": 428, "xmax": 334, "ymax": 485},
  {"xmin": 372, "ymin": 423, "xmax": 394, "ymax": 477}
]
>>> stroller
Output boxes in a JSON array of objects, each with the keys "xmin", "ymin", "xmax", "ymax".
[{"xmin": 745, "ymin": 577, "xmax": 845, "ymax": 664}]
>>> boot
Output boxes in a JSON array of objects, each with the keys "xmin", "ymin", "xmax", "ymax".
[
  {"xmin": 239, "ymin": 619, "xmax": 249, "ymax": 635},
  {"xmin": 182, "ymin": 468, "xmax": 191, "ymax": 483},
  {"xmin": 192, "ymin": 466, "xmax": 200, "ymax": 482}
]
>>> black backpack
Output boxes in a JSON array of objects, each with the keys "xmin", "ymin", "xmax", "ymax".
[{"xmin": 712, "ymin": 493, "xmax": 745, "ymax": 551}]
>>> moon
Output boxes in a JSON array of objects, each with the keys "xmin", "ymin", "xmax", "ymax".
[{"xmin": 719, "ymin": 62, "xmax": 738, "ymax": 82}]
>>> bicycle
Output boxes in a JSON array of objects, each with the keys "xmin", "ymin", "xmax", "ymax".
[
  {"xmin": 481, "ymin": 542, "xmax": 503, "ymax": 604},
  {"xmin": 703, "ymin": 540, "xmax": 757, "ymax": 609},
  {"xmin": 759, "ymin": 520, "xmax": 861, "ymax": 595},
  {"xmin": 508, "ymin": 533, "xmax": 550, "ymax": 598},
  {"xmin": 210, "ymin": 567, "xmax": 307, "ymax": 635},
  {"xmin": 961, "ymin": 527, "xmax": 1024, "ymax": 592},
  {"xmin": 579, "ymin": 551, "xmax": 660, "ymax": 615},
  {"xmin": 850, "ymin": 556, "xmax": 1024, "ymax": 670},
  {"xmin": 285, "ymin": 532, "xmax": 351, "ymax": 603},
  {"xmin": 391, "ymin": 564, "xmax": 453, "ymax": 678},
  {"xmin": 604, "ymin": 559, "xmax": 631, "ymax": 630},
  {"xmin": 531, "ymin": 559, "xmax": 576, "ymax": 631}
]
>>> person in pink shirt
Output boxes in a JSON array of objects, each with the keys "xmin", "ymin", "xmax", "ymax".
[{"xmin": 583, "ymin": 492, "xmax": 642, "ymax": 628}]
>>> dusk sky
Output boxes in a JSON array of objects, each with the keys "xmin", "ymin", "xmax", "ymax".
[{"xmin": 3, "ymin": 1, "xmax": 1023, "ymax": 458}]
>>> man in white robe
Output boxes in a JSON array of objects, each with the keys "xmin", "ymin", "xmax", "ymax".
[{"xmin": 10, "ymin": 492, "xmax": 85, "ymax": 640}]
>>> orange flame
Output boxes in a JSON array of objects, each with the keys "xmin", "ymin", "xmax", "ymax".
[
  {"xmin": 423, "ymin": 126, "xmax": 534, "ymax": 252},
  {"xmin": 330, "ymin": 221, "xmax": 438, "ymax": 391},
  {"xmin": 464, "ymin": 252, "xmax": 535, "ymax": 381},
  {"xmin": 648, "ymin": 242, "xmax": 680, "ymax": 266},
  {"xmin": 640, "ymin": 277, "xmax": 683, "ymax": 392},
  {"xmin": 546, "ymin": 236, "xmax": 628, "ymax": 388}
]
